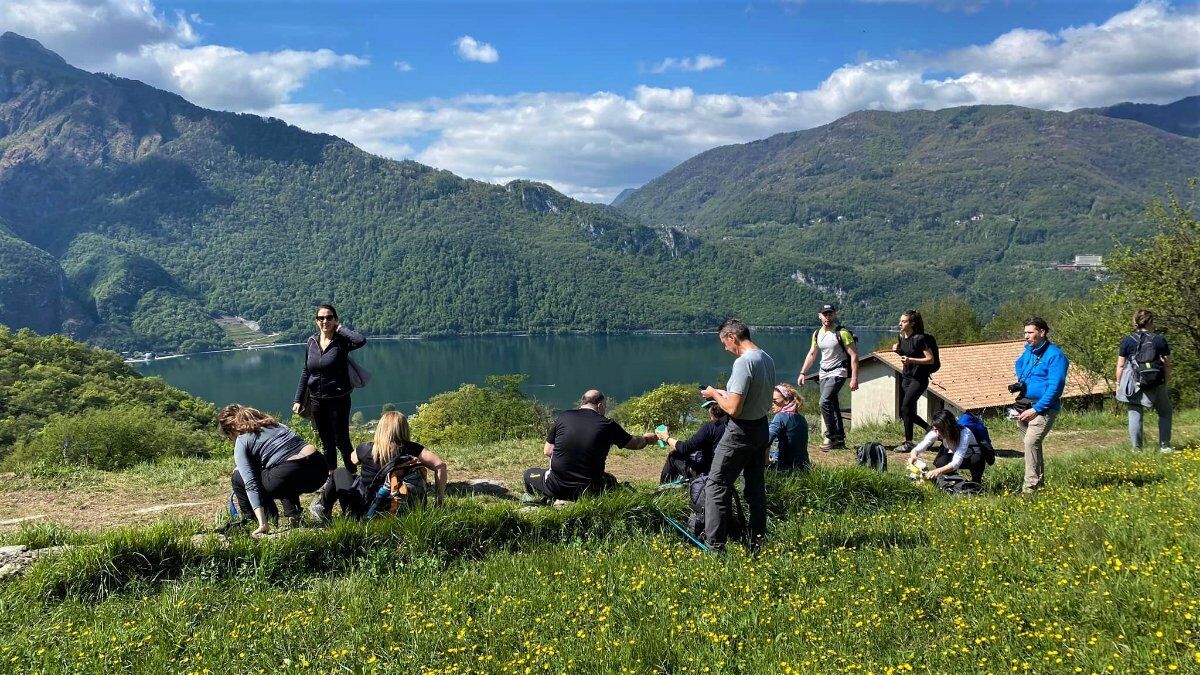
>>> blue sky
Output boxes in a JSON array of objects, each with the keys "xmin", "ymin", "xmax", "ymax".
[{"xmin": 3, "ymin": 1, "xmax": 1198, "ymax": 201}]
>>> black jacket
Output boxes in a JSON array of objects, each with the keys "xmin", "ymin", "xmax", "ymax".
[{"xmin": 294, "ymin": 325, "xmax": 367, "ymax": 402}]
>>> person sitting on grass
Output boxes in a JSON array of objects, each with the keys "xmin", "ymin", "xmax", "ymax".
[
  {"xmin": 656, "ymin": 399, "xmax": 727, "ymax": 484},
  {"xmin": 907, "ymin": 410, "xmax": 986, "ymax": 484},
  {"xmin": 524, "ymin": 389, "xmax": 656, "ymax": 503},
  {"xmin": 769, "ymin": 384, "xmax": 810, "ymax": 472},
  {"xmin": 310, "ymin": 411, "xmax": 447, "ymax": 521},
  {"xmin": 219, "ymin": 404, "xmax": 327, "ymax": 537}
]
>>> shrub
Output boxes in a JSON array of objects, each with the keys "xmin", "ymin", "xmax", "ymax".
[
  {"xmin": 5, "ymin": 404, "xmax": 210, "ymax": 471},
  {"xmin": 610, "ymin": 382, "xmax": 701, "ymax": 432},
  {"xmin": 409, "ymin": 374, "xmax": 553, "ymax": 446}
]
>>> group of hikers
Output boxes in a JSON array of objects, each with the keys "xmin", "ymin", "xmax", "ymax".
[{"xmin": 217, "ymin": 302, "xmax": 1176, "ymax": 551}]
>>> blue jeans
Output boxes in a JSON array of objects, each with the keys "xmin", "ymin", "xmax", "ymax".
[
  {"xmin": 1127, "ymin": 384, "xmax": 1172, "ymax": 449},
  {"xmin": 819, "ymin": 376, "xmax": 846, "ymax": 444}
]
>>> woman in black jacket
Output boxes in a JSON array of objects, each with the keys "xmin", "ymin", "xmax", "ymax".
[{"xmin": 292, "ymin": 304, "xmax": 366, "ymax": 473}]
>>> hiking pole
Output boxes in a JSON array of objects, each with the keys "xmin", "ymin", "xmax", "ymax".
[{"xmin": 654, "ymin": 505, "xmax": 709, "ymax": 552}]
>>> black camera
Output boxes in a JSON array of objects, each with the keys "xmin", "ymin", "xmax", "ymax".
[{"xmin": 1008, "ymin": 381, "xmax": 1026, "ymax": 396}]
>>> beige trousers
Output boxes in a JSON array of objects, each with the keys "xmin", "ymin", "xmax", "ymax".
[{"xmin": 1018, "ymin": 410, "xmax": 1057, "ymax": 492}]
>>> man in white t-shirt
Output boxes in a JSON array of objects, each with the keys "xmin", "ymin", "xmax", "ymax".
[{"xmin": 798, "ymin": 303, "xmax": 858, "ymax": 450}]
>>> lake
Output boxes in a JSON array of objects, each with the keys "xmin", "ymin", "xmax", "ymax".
[{"xmin": 135, "ymin": 330, "xmax": 889, "ymax": 415}]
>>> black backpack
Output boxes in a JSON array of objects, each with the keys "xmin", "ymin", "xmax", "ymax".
[
  {"xmin": 934, "ymin": 474, "xmax": 983, "ymax": 496},
  {"xmin": 925, "ymin": 333, "xmax": 942, "ymax": 374},
  {"xmin": 1130, "ymin": 332, "xmax": 1166, "ymax": 388},
  {"xmin": 855, "ymin": 441, "xmax": 887, "ymax": 472},
  {"xmin": 687, "ymin": 475, "xmax": 746, "ymax": 543}
]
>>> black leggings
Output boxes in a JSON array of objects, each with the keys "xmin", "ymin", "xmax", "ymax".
[
  {"xmin": 232, "ymin": 453, "xmax": 328, "ymax": 519},
  {"xmin": 900, "ymin": 374, "xmax": 930, "ymax": 443},
  {"xmin": 934, "ymin": 449, "xmax": 985, "ymax": 483},
  {"xmin": 311, "ymin": 394, "xmax": 355, "ymax": 471},
  {"xmin": 318, "ymin": 467, "xmax": 368, "ymax": 518}
]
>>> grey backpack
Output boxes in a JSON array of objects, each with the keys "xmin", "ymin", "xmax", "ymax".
[{"xmin": 855, "ymin": 441, "xmax": 887, "ymax": 472}]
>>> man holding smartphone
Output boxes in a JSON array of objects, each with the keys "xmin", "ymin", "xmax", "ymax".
[{"xmin": 701, "ymin": 319, "xmax": 776, "ymax": 551}]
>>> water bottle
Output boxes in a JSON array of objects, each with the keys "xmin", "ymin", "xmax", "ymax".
[
  {"xmin": 655, "ymin": 425, "xmax": 668, "ymax": 448},
  {"xmin": 365, "ymin": 485, "xmax": 390, "ymax": 520},
  {"xmin": 228, "ymin": 491, "xmax": 239, "ymax": 519}
]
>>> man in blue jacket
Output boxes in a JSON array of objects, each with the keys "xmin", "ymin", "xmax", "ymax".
[{"xmin": 1012, "ymin": 317, "xmax": 1069, "ymax": 493}]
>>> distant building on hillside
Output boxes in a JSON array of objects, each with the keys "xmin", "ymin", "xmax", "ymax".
[
  {"xmin": 1055, "ymin": 254, "xmax": 1104, "ymax": 271},
  {"xmin": 850, "ymin": 340, "xmax": 1106, "ymax": 427}
]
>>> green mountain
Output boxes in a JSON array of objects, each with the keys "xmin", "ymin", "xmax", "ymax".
[
  {"xmin": 2, "ymin": 31, "xmax": 1197, "ymax": 352},
  {"xmin": 0, "ymin": 32, "xmax": 728, "ymax": 351},
  {"xmin": 1082, "ymin": 95, "xmax": 1200, "ymax": 138},
  {"xmin": 616, "ymin": 102, "xmax": 1200, "ymax": 311}
]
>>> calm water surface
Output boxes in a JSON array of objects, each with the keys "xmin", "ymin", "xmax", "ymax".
[{"xmin": 135, "ymin": 331, "xmax": 888, "ymax": 414}]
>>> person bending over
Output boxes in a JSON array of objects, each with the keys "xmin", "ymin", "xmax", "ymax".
[
  {"xmin": 220, "ymin": 404, "xmax": 327, "ymax": 537},
  {"xmin": 311, "ymin": 411, "xmax": 447, "ymax": 521},
  {"xmin": 293, "ymin": 304, "xmax": 367, "ymax": 474},
  {"xmin": 657, "ymin": 399, "xmax": 728, "ymax": 483},
  {"xmin": 524, "ymin": 390, "xmax": 656, "ymax": 502},
  {"xmin": 769, "ymin": 384, "xmax": 810, "ymax": 472},
  {"xmin": 907, "ymin": 410, "xmax": 986, "ymax": 484}
]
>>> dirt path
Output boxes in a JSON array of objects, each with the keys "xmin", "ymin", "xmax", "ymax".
[{"xmin": 1, "ymin": 422, "xmax": 1191, "ymax": 533}]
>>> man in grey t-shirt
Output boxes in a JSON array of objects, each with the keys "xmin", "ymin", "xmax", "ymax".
[{"xmin": 700, "ymin": 318, "xmax": 776, "ymax": 550}]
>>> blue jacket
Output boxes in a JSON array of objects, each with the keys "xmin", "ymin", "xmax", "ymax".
[{"xmin": 1013, "ymin": 340, "xmax": 1069, "ymax": 414}]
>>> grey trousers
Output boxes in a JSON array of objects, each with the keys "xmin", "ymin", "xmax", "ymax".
[
  {"xmin": 704, "ymin": 416, "xmax": 769, "ymax": 549},
  {"xmin": 1128, "ymin": 384, "xmax": 1172, "ymax": 450},
  {"xmin": 819, "ymin": 375, "xmax": 847, "ymax": 444},
  {"xmin": 1018, "ymin": 410, "xmax": 1057, "ymax": 493}
]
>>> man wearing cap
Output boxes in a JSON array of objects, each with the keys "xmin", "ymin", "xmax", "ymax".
[
  {"xmin": 656, "ymin": 398, "xmax": 729, "ymax": 483},
  {"xmin": 798, "ymin": 303, "xmax": 858, "ymax": 451},
  {"xmin": 701, "ymin": 318, "xmax": 775, "ymax": 551}
]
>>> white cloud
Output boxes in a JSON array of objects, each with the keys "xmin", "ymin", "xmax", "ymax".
[
  {"xmin": 271, "ymin": 2, "xmax": 1200, "ymax": 203},
  {"xmin": 858, "ymin": 0, "xmax": 989, "ymax": 13},
  {"xmin": 394, "ymin": 60, "xmax": 414, "ymax": 72},
  {"xmin": 651, "ymin": 54, "xmax": 727, "ymax": 73},
  {"xmin": 0, "ymin": 0, "xmax": 367, "ymax": 110},
  {"xmin": 454, "ymin": 35, "xmax": 499, "ymax": 63}
]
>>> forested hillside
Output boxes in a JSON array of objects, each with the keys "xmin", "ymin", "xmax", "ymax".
[
  {"xmin": 1, "ymin": 31, "xmax": 1197, "ymax": 353},
  {"xmin": 617, "ymin": 102, "xmax": 1200, "ymax": 311}
]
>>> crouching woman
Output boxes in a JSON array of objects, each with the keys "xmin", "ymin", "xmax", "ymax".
[
  {"xmin": 220, "ymin": 404, "xmax": 327, "ymax": 537},
  {"xmin": 312, "ymin": 411, "xmax": 448, "ymax": 520},
  {"xmin": 907, "ymin": 410, "xmax": 986, "ymax": 484}
]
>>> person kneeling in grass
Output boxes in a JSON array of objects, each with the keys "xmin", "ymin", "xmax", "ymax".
[
  {"xmin": 219, "ymin": 404, "xmax": 327, "ymax": 537},
  {"xmin": 907, "ymin": 410, "xmax": 986, "ymax": 484},
  {"xmin": 311, "ymin": 411, "xmax": 447, "ymax": 521},
  {"xmin": 524, "ymin": 389, "xmax": 656, "ymax": 503}
]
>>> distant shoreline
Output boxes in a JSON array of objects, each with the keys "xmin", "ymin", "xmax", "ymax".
[{"xmin": 125, "ymin": 325, "xmax": 901, "ymax": 364}]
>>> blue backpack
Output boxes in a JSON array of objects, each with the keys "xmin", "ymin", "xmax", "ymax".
[{"xmin": 957, "ymin": 413, "xmax": 995, "ymax": 465}]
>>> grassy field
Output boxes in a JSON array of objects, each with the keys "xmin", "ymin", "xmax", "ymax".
[{"xmin": 0, "ymin": 417, "xmax": 1197, "ymax": 673}]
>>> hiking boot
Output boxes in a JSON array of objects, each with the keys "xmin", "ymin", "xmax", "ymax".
[
  {"xmin": 1159, "ymin": 445, "xmax": 1176, "ymax": 454},
  {"xmin": 820, "ymin": 441, "xmax": 845, "ymax": 452},
  {"xmin": 520, "ymin": 492, "xmax": 548, "ymax": 505},
  {"xmin": 896, "ymin": 441, "xmax": 915, "ymax": 453},
  {"xmin": 308, "ymin": 499, "xmax": 331, "ymax": 524}
]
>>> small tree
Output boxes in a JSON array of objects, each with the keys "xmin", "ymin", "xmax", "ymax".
[
  {"xmin": 610, "ymin": 383, "xmax": 700, "ymax": 432},
  {"xmin": 918, "ymin": 296, "xmax": 983, "ymax": 345},
  {"xmin": 982, "ymin": 295, "xmax": 1065, "ymax": 341},
  {"xmin": 1101, "ymin": 181, "xmax": 1200, "ymax": 404},
  {"xmin": 1054, "ymin": 295, "xmax": 1128, "ymax": 395}
]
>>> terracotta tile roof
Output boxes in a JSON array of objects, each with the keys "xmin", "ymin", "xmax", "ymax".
[{"xmin": 865, "ymin": 340, "xmax": 1107, "ymax": 411}]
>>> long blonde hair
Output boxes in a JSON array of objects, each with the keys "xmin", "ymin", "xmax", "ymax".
[
  {"xmin": 372, "ymin": 411, "xmax": 413, "ymax": 464},
  {"xmin": 217, "ymin": 404, "xmax": 277, "ymax": 439}
]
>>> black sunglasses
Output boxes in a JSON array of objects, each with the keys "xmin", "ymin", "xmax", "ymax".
[{"xmin": 316, "ymin": 315, "xmax": 337, "ymax": 322}]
